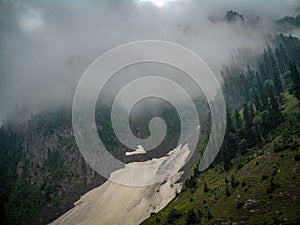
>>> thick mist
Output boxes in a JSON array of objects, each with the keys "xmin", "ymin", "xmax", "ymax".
[{"xmin": 0, "ymin": 0, "xmax": 299, "ymax": 123}]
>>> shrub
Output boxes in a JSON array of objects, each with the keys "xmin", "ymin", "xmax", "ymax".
[
  {"xmin": 185, "ymin": 176, "xmax": 198, "ymax": 188},
  {"xmin": 186, "ymin": 209, "xmax": 197, "ymax": 224},
  {"xmin": 231, "ymin": 175, "xmax": 239, "ymax": 188},
  {"xmin": 267, "ymin": 179, "xmax": 279, "ymax": 194},
  {"xmin": 207, "ymin": 210, "xmax": 213, "ymax": 220},
  {"xmin": 237, "ymin": 161, "xmax": 244, "ymax": 169},
  {"xmin": 273, "ymin": 143, "xmax": 285, "ymax": 152},
  {"xmin": 155, "ymin": 217, "xmax": 161, "ymax": 223},
  {"xmin": 236, "ymin": 201, "xmax": 244, "ymax": 209},
  {"xmin": 224, "ymin": 177, "xmax": 229, "ymax": 183},
  {"xmin": 197, "ymin": 209, "xmax": 203, "ymax": 218},
  {"xmin": 225, "ymin": 187, "xmax": 231, "ymax": 197},
  {"xmin": 204, "ymin": 182, "xmax": 209, "ymax": 193},
  {"xmin": 241, "ymin": 180, "xmax": 247, "ymax": 187},
  {"xmin": 295, "ymin": 154, "xmax": 300, "ymax": 161},
  {"xmin": 167, "ymin": 208, "xmax": 182, "ymax": 223}
]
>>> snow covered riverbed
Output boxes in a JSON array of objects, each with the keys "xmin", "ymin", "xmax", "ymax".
[{"xmin": 49, "ymin": 145, "xmax": 190, "ymax": 225}]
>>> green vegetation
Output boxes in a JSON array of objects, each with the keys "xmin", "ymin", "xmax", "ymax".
[
  {"xmin": 290, "ymin": 62, "xmax": 300, "ymax": 105},
  {"xmin": 143, "ymin": 32, "xmax": 300, "ymax": 224},
  {"xmin": 0, "ymin": 109, "xmax": 99, "ymax": 225},
  {"xmin": 143, "ymin": 99, "xmax": 300, "ymax": 224}
]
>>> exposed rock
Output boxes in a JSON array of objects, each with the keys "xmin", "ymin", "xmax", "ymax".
[
  {"xmin": 243, "ymin": 199, "xmax": 271, "ymax": 213},
  {"xmin": 278, "ymin": 191, "xmax": 297, "ymax": 202}
]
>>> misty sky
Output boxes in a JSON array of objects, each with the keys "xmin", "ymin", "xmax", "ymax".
[{"xmin": 0, "ymin": 0, "xmax": 299, "ymax": 123}]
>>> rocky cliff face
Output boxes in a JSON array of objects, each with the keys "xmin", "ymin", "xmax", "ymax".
[
  {"xmin": 1, "ymin": 111, "xmax": 106, "ymax": 225},
  {"xmin": 19, "ymin": 123, "xmax": 105, "ymax": 198},
  {"xmin": 20, "ymin": 124, "xmax": 99, "ymax": 186}
]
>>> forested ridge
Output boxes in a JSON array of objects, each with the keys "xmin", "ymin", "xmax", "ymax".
[{"xmin": 143, "ymin": 33, "xmax": 300, "ymax": 225}]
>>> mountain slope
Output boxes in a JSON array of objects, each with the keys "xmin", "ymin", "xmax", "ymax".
[{"xmin": 143, "ymin": 94, "xmax": 300, "ymax": 225}]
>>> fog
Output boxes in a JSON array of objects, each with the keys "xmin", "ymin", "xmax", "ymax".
[{"xmin": 0, "ymin": 0, "xmax": 299, "ymax": 123}]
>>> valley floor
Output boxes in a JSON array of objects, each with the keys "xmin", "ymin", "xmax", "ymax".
[{"xmin": 49, "ymin": 145, "xmax": 190, "ymax": 225}]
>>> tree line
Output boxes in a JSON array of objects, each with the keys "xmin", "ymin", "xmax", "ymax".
[{"xmin": 219, "ymin": 33, "xmax": 300, "ymax": 170}]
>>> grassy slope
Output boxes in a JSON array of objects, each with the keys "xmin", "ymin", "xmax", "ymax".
[{"xmin": 142, "ymin": 94, "xmax": 300, "ymax": 225}]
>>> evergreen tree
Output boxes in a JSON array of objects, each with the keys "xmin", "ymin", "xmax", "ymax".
[
  {"xmin": 260, "ymin": 109, "xmax": 271, "ymax": 135},
  {"xmin": 238, "ymin": 138, "xmax": 247, "ymax": 155},
  {"xmin": 243, "ymin": 103, "xmax": 255, "ymax": 148},
  {"xmin": 290, "ymin": 62, "xmax": 300, "ymax": 105},
  {"xmin": 260, "ymin": 92, "xmax": 270, "ymax": 112},
  {"xmin": 258, "ymin": 60, "xmax": 267, "ymax": 81},
  {"xmin": 255, "ymin": 72, "xmax": 264, "ymax": 94},
  {"xmin": 246, "ymin": 65, "xmax": 255, "ymax": 83},
  {"xmin": 221, "ymin": 110, "xmax": 237, "ymax": 170},
  {"xmin": 239, "ymin": 71, "xmax": 249, "ymax": 101},
  {"xmin": 262, "ymin": 49, "xmax": 272, "ymax": 79},
  {"xmin": 254, "ymin": 92, "xmax": 262, "ymax": 111},
  {"xmin": 269, "ymin": 47, "xmax": 283, "ymax": 97},
  {"xmin": 268, "ymin": 89, "xmax": 282, "ymax": 128},
  {"xmin": 253, "ymin": 114, "xmax": 265, "ymax": 144},
  {"xmin": 234, "ymin": 108, "xmax": 241, "ymax": 128},
  {"xmin": 234, "ymin": 108, "xmax": 245, "ymax": 144},
  {"xmin": 275, "ymin": 44, "xmax": 289, "ymax": 75},
  {"xmin": 279, "ymin": 43, "xmax": 290, "ymax": 68},
  {"xmin": 249, "ymin": 102, "xmax": 255, "ymax": 121}
]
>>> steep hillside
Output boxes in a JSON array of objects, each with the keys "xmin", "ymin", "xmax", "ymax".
[
  {"xmin": 0, "ymin": 101, "xmax": 208, "ymax": 225},
  {"xmin": 143, "ymin": 94, "xmax": 300, "ymax": 224},
  {"xmin": 143, "ymin": 32, "xmax": 300, "ymax": 224},
  {"xmin": 0, "ymin": 110, "xmax": 105, "ymax": 225},
  {"xmin": 143, "ymin": 31, "xmax": 300, "ymax": 225}
]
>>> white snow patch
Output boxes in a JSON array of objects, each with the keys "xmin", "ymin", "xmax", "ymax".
[
  {"xmin": 125, "ymin": 145, "xmax": 146, "ymax": 156},
  {"xmin": 49, "ymin": 145, "xmax": 190, "ymax": 225}
]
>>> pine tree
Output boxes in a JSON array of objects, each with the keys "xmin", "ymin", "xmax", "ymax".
[
  {"xmin": 221, "ymin": 110, "xmax": 237, "ymax": 170},
  {"xmin": 249, "ymin": 103, "xmax": 255, "ymax": 125},
  {"xmin": 290, "ymin": 62, "xmax": 300, "ymax": 105},
  {"xmin": 279, "ymin": 43, "xmax": 289, "ymax": 68},
  {"xmin": 253, "ymin": 114, "xmax": 265, "ymax": 143},
  {"xmin": 254, "ymin": 91, "xmax": 262, "ymax": 111},
  {"xmin": 258, "ymin": 60, "xmax": 268, "ymax": 81},
  {"xmin": 275, "ymin": 44, "xmax": 289, "ymax": 75},
  {"xmin": 234, "ymin": 108, "xmax": 241, "ymax": 128},
  {"xmin": 261, "ymin": 109, "xmax": 271, "ymax": 135},
  {"xmin": 268, "ymin": 47, "xmax": 283, "ymax": 97},
  {"xmin": 260, "ymin": 92, "xmax": 270, "ymax": 112},
  {"xmin": 246, "ymin": 65, "xmax": 255, "ymax": 82},
  {"xmin": 243, "ymin": 103, "xmax": 255, "ymax": 148},
  {"xmin": 238, "ymin": 138, "xmax": 247, "ymax": 155},
  {"xmin": 255, "ymin": 72, "xmax": 264, "ymax": 94},
  {"xmin": 262, "ymin": 49, "xmax": 272, "ymax": 79},
  {"xmin": 268, "ymin": 89, "xmax": 282, "ymax": 128},
  {"xmin": 234, "ymin": 108, "xmax": 245, "ymax": 142},
  {"xmin": 239, "ymin": 71, "xmax": 249, "ymax": 101}
]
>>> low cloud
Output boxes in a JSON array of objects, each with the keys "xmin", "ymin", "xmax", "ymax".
[{"xmin": 0, "ymin": 0, "xmax": 298, "ymax": 122}]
